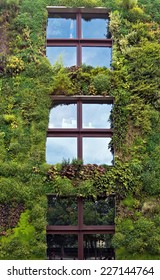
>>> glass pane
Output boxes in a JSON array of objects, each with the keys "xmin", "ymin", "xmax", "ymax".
[
  {"xmin": 49, "ymin": 103, "xmax": 77, "ymax": 128},
  {"xmin": 82, "ymin": 103, "xmax": 112, "ymax": 128},
  {"xmin": 46, "ymin": 137, "xmax": 77, "ymax": 164},
  {"xmin": 47, "ymin": 197, "xmax": 78, "ymax": 225},
  {"xmin": 47, "ymin": 234, "xmax": 78, "ymax": 260},
  {"xmin": 83, "ymin": 196, "xmax": 115, "ymax": 225},
  {"xmin": 82, "ymin": 15, "xmax": 109, "ymax": 39},
  {"xmin": 83, "ymin": 137, "xmax": 113, "ymax": 165},
  {"xmin": 46, "ymin": 47, "xmax": 76, "ymax": 67},
  {"xmin": 84, "ymin": 234, "xmax": 115, "ymax": 260},
  {"xmin": 82, "ymin": 47, "xmax": 112, "ymax": 67},
  {"xmin": 47, "ymin": 14, "xmax": 76, "ymax": 39}
]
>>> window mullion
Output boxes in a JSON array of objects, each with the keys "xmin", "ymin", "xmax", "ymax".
[
  {"xmin": 77, "ymin": 12, "xmax": 82, "ymax": 66},
  {"xmin": 77, "ymin": 44, "xmax": 82, "ymax": 66},
  {"xmin": 77, "ymin": 101, "xmax": 82, "ymax": 160},
  {"xmin": 78, "ymin": 197, "xmax": 84, "ymax": 259},
  {"xmin": 77, "ymin": 135, "xmax": 82, "ymax": 160},
  {"xmin": 77, "ymin": 12, "xmax": 81, "ymax": 39},
  {"xmin": 78, "ymin": 233, "xmax": 84, "ymax": 260}
]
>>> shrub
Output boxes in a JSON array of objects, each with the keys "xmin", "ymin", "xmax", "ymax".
[{"xmin": 92, "ymin": 73, "xmax": 111, "ymax": 94}]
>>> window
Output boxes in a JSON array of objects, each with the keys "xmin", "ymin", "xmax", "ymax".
[
  {"xmin": 46, "ymin": 8, "xmax": 115, "ymax": 261},
  {"xmin": 47, "ymin": 195, "xmax": 115, "ymax": 260},
  {"xmin": 46, "ymin": 7, "xmax": 112, "ymax": 67},
  {"xmin": 46, "ymin": 96, "xmax": 114, "ymax": 165}
]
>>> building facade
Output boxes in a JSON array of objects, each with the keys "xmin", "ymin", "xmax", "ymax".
[{"xmin": 0, "ymin": 0, "xmax": 160, "ymax": 260}]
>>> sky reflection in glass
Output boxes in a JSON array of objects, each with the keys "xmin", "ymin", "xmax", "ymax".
[
  {"xmin": 49, "ymin": 104, "xmax": 77, "ymax": 128},
  {"xmin": 82, "ymin": 104, "xmax": 112, "ymax": 128},
  {"xmin": 46, "ymin": 137, "xmax": 77, "ymax": 164},
  {"xmin": 82, "ymin": 16, "xmax": 109, "ymax": 39},
  {"xmin": 82, "ymin": 47, "xmax": 112, "ymax": 67},
  {"xmin": 47, "ymin": 15, "xmax": 76, "ymax": 39},
  {"xmin": 83, "ymin": 137, "xmax": 113, "ymax": 165},
  {"xmin": 46, "ymin": 47, "xmax": 76, "ymax": 67}
]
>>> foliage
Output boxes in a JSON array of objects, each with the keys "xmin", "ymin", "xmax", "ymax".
[
  {"xmin": 119, "ymin": 0, "xmax": 138, "ymax": 10},
  {"xmin": 52, "ymin": 66, "xmax": 76, "ymax": 95},
  {"xmin": 141, "ymin": 114, "xmax": 160, "ymax": 195},
  {"xmin": 0, "ymin": 210, "xmax": 45, "ymax": 259},
  {"xmin": 0, "ymin": 0, "xmax": 20, "ymax": 9},
  {"xmin": 92, "ymin": 73, "xmax": 111, "ymax": 94},
  {"xmin": 44, "ymin": 157, "xmax": 141, "ymax": 199},
  {"xmin": 138, "ymin": 0, "xmax": 160, "ymax": 23},
  {"xmin": 5, "ymin": 55, "xmax": 25, "ymax": 75},
  {"xmin": 51, "ymin": 65, "xmax": 113, "ymax": 96},
  {"xmin": 112, "ymin": 216, "xmax": 160, "ymax": 259},
  {"xmin": 0, "ymin": 0, "xmax": 160, "ymax": 260},
  {"xmin": 49, "ymin": 0, "xmax": 104, "ymax": 7}
]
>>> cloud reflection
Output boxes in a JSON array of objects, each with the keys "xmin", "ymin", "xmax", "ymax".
[
  {"xmin": 46, "ymin": 47, "xmax": 77, "ymax": 67},
  {"xmin": 83, "ymin": 104, "xmax": 112, "ymax": 128},
  {"xmin": 49, "ymin": 104, "xmax": 77, "ymax": 128},
  {"xmin": 46, "ymin": 137, "xmax": 77, "ymax": 164},
  {"xmin": 83, "ymin": 137, "xmax": 113, "ymax": 165},
  {"xmin": 82, "ymin": 18, "xmax": 109, "ymax": 39},
  {"xmin": 47, "ymin": 16, "xmax": 76, "ymax": 39},
  {"xmin": 46, "ymin": 137, "xmax": 113, "ymax": 165},
  {"xmin": 82, "ymin": 47, "xmax": 112, "ymax": 68}
]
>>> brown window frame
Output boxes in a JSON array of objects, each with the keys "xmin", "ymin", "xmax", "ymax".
[
  {"xmin": 46, "ymin": 8, "xmax": 115, "ymax": 260},
  {"xmin": 47, "ymin": 95, "xmax": 114, "ymax": 163},
  {"xmin": 47, "ymin": 195, "xmax": 115, "ymax": 260},
  {"xmin": 46, "ymin": 7, "xmax": 112, "ymax": 66}
]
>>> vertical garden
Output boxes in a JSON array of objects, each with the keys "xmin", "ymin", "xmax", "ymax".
[{"xmin": 0, "ymin": 0, "xmax": 160, "ymax": 259}]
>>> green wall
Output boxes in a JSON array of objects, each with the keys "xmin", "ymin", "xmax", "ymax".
[{"xmin": 0, "ymin": 0, "xmax": 160, "ymax": 259}]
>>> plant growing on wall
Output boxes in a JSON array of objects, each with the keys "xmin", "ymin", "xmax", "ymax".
[{"xmin": 0, "ymin": 0, "xmax": 160, "ymax": 260}]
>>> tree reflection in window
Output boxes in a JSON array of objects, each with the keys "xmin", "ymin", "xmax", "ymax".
[
  {"xmin": 47, "ymin": 234, "xmax": 78, "ymax": 260},
  {"xmin": 83, "ymin": 196, "xmax": 115, "ymax": 225},
  {"xmin": 47, "ymin": 197, "xmax": 78, "ymax": 225},
  {"xmin": 47, "ymin": 196, "xmax": 115, "ymax": 259}
]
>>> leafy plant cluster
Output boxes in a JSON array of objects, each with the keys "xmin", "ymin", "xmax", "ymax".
[
  {"xmin": 0, "ymin": 210, "xmax": 46, "ymax": 260},
  {"xmin": 0, "ymin": 202, "xmax": 24, "ymax": 235},
  {"xmin": 51, "ymin": 64, "xmax": 112, "ymax": 96},
  {"xmin": 44, "ymin": 157, "xmax": 140, "ymax": 198}
]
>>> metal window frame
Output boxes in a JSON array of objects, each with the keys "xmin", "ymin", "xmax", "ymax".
[
  {"xmin": 47, "ymin": 195, "xmax": 115, "ymax": 260},
  {"xmin": 46, "ymin": 8, "xmax": 115, "ymax": 260},
  {"xmin": 47, "ymin": 96, "xmax": 114, "ymax": 162},
  {"xmin": 46, "ymin": 7, "xmax": 112, "ymax": 66}
]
